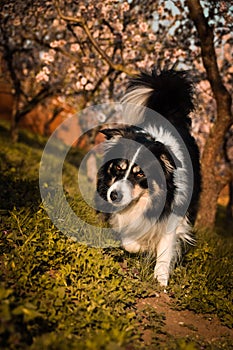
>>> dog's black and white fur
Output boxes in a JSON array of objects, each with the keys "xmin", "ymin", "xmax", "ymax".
[{"xmin": 96, "ymin": 68, "xmax": 201, "ymax": 286}]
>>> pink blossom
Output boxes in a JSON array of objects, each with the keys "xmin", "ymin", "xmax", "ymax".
[
  {"xmin": 52, "ymin": 19, "xmax": 60, "ymax": 27},
  {"xmin": 81, "ymin": 77, "xmax": 87, "ymax": 85},
  {"xmin": 85, "ymin": 83, "xmax": 95, "ymax": 90},
  {"xmin": 76, "ymin": 81, "xmax": 82, "ymax": 89},
  {"xmin": 120, "ymin": 2, "xmax": 130, "ymax": 12},
  {"xmin": 97, "ymin": 112, "xmax": 106, "ymax": 122},
  {"xmin": 113, "ymin": 22, "xmax": 123, "ymax": 32},
  {"xmin": 134, "ymin": 35, "xmax": 142, "ymax": 42},
  {"xmin": 36, "ymin": 70, "xmax": 49, "ymax": 83},
  {"xmin": 42, "ymin": 66, "xmax": 50, "ymax": 74},
  {"xmin": 81, "ymin": 57, "xmax": 89, "ymax": 64},
  {"xmin": 50, "ymin": 40, "xmax": 66, "ymax": 48},
  {"xmin": 139, "ymin": 22, "xmax": 148, "ymax": 33},
  {"xmin": 93, "ymin": 30, "xmax": 100, "ymax": 39},
  {"xmin": 157, "ymin": 6, "xmax": 163, "ymax": 15},
  {"xmin": 164, "ymin": 50, "xmax": 171, "ymax": 58},
  {"xmin": 67, "ymin": 64, "xmax": 76, "ymax": 73},
  {"xmin": 148, "ymin": 33, "xmax": 156, "ymax": 41},
  {"xmin": 154, "ymin": 42, "xmax": 162, "ymax": 51},
  {"xmin": 70, "ymin": 43, "xmax": 80, "ymax": 52},
  {"xmin": 137, "ymin": 61, "xmax": 146, "ymax": 68},
  {"xmin": 40, "ymin": 51, "xmax": 55, "ymax": 64}
]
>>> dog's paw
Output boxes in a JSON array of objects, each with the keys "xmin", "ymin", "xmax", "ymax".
[
  {"xmin": 154, "ymin": 263, "xmax": 169, "ymax": 287},
  {"xmin": 122, "ymin": 240, "xmax": 141, "ymax": 253}
]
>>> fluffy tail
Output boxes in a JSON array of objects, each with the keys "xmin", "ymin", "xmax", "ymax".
[{"xmin": 121, "ymin": 68, "xmax": 194, "ymax": 129}]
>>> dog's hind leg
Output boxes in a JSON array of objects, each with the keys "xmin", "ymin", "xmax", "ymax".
[{"xmin": 154, "ymin": 231, "xmax": 177, "ymax": 286}]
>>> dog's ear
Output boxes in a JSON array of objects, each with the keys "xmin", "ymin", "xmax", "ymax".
[
  {"xmin": 160, "ymin": 152, "xmax": 182, "ymax": 173},
  {"xmin": 154, "ymin": 141, "xmax": 182, "ymax": 171},
  {"xmin": 100, "ymin": 128, "xmax": 124, "ymax": 140}
]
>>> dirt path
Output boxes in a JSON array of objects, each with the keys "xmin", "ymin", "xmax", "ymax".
[{"xmin": 137, "ymin": 293, "xmax": 233, "ymax": 346}]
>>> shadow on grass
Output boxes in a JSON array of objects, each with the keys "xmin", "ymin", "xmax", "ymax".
[
  {"xmin": 215, "ymin": 205, "xmax": 233, "ymax": 238},
  {"xmin": 18, "ymin": 127, "xmax": 85, "ymax": 169},
  {"xmin": 18, "ymin": 130, "xmax": 47, "ymax": 151},
  {"xmin": 0, "ymin": 120, "xmax": 85, "ymax": 172},
  {"xmin": 0, "ymin": 173, "xmax": 41, "ymax": 211},
  {"xmin": 0, "ymin": 121, "xmax": 46, "ymax": 151},
  {"xmin": 0, "ymin": 123, "xmax": 10, "ymax": 138}
]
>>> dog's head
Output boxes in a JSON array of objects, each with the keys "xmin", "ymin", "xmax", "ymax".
[{"xmin": 96, "ymin": 127, "xmax": 180, "ymax": 214}]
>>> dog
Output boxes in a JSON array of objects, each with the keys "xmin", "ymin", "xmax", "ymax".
[{"xmin": 95, "ymin": 68, "xmax": 201, "ymax": 286}]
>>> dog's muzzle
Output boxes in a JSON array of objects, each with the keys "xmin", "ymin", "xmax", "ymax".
[{"xmin": 107, "ymin": 180, "xmax": 133, "ymax": 207}]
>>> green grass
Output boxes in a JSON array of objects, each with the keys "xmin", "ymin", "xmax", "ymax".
[
  {"xmin": 0, "ymin": 121, "xmax": 232, "ymax": 349},
  {"xmin": 0, "ymin": 122, "xmax": 162, "ymax": 349},
  {"xmin": 169, "ymin": 230, "xmax": 233, "ymax": 328},
  {"xmin": 0, "ymin": 208, "xmax": 142, "ymax": 349}
]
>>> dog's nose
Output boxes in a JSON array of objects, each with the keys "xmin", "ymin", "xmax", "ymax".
[{"xmin": 110, "ymin": 190, "xmax": 123, "ymax": 203}]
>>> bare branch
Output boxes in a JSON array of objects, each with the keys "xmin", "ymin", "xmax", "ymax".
[
  {"xmin": 15, "ymin": 84, "xmax": 61, "ymax": 123},
  {"xmin": 186, "ymin": 0, "xmax": 232, "ymax": 111},
  {"xmin": 54, "ymin": 0, "xmax": 138, "ymax": 77}
]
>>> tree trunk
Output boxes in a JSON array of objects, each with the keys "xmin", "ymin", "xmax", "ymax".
[
  {"xmin": 195, "ymin": 94, "xmax": 232, "ymax": 228},
  {"xmin": 227, "ymin": 181, "xmax": 233, "ymax": 221},
  {"xmin": 43, "ymin": 106, "xmax": 63, "ymax": 136},
  {"xmin": 196, "ymin": 137, "xmax": 231, "ymax": 227},
  {"xmin": 10, "ymin": 94, "xmax": 20, "ymax": 143},
  {"xmin": 186, "ymin": 0, "xmax": 232, "ymax": 229}
]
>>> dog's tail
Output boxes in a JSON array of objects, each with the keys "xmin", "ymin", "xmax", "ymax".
[{"xmin": 121, "ymin": 68, "xmax": 194, "ymax": 129}]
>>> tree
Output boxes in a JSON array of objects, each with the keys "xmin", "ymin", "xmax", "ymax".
[
  {"xmin": 0, "ymin": 0, "xmax": 157, "ymax": 141},
  {"xmin": 0, "ymin": 0, "xmax": 205, "ymax": 139},
  {"xmin": 0, "ymin": 2, "xmax": 64, "ymax": 141},
  {"xmin": 185, "ymin": 0, "xmax": 232, "ymax": 228}
]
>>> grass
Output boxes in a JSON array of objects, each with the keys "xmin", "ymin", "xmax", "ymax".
[
  {"xmin": 0, "ymin": 120, "xmax": 232, "ymax": 349},
  {"xmin": 0, "ymin": 208, "xmax": 142, "ymax": 349},
  {"xmin": 169, "ymin": 230, "xmax": 233, "ymax": 328}
]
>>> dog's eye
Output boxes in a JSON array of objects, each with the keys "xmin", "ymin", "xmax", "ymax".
[
  {"xmin": 136, "ymin": 170, "xmax": 144, "ymax": 178},
  {"xmin": 115, "ymin": 164, "xmax": 122, "ymax": 171}
]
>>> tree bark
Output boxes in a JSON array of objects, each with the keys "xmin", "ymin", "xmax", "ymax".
[
  {"xmin": 227, "ymin": 180, "xmax": 233, "ymax": 221},
  {"xmin": 10, "ymin": 93, "xmax": 20, "ymax": 143},
  {"xmin": 186, "ymin": 0, "xmax": 232, "ymax": 229},
  {"xmin": 43, "ymin": 106, "xmax": 63, "ymax": 136}
]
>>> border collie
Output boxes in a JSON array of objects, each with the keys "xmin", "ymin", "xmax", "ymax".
[{"xmin": 95, "ymin": 68, "xmax": 201, "ymax": 286}]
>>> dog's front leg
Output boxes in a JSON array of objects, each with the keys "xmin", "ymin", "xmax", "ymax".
[
  {"xmin": 154, "ymin": 231, "xmax": 177, "ymax": 286},
  {"xmin": 122, "ymin": 239, "xmax": 141, "ymax": 253}
]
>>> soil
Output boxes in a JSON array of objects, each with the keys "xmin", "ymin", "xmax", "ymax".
[{"xmin": 137, "ymin": 292, "xmax": 233, "ymax": 346}]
